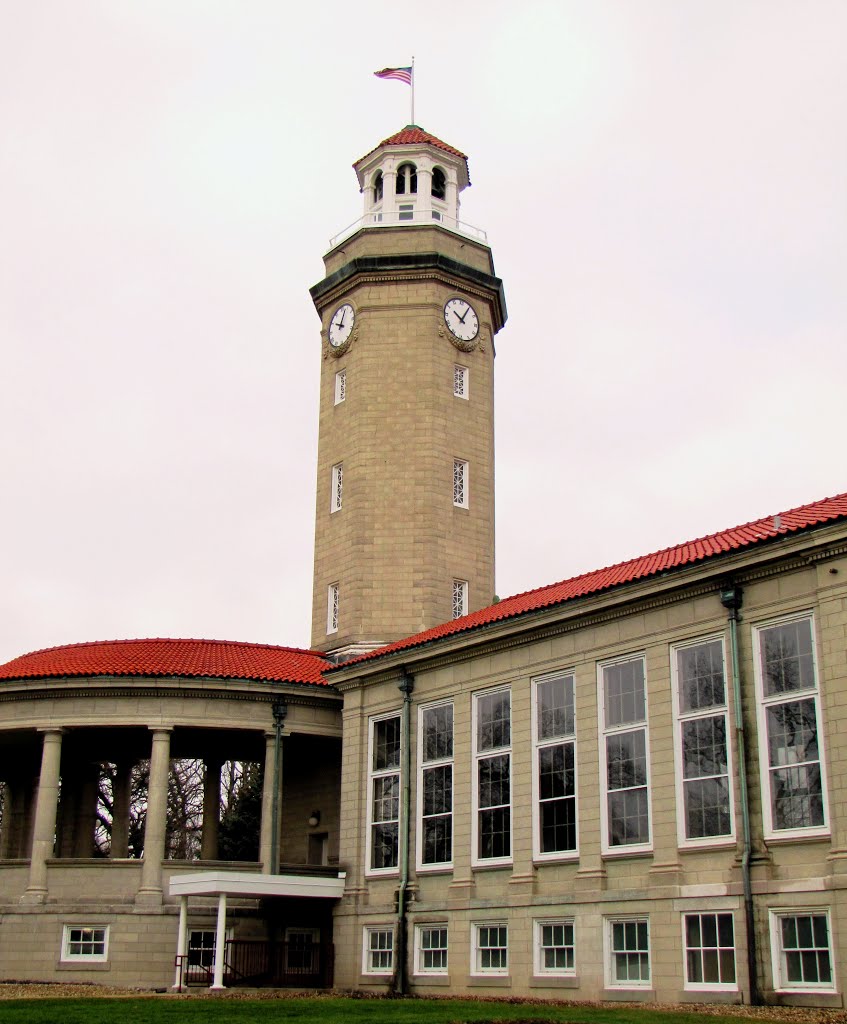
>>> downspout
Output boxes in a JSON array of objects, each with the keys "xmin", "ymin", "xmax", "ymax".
[
  {"xmin": 270, "ymin": 699, "xmax": 287, "ymax": 875},
  {"xmin": 393, "ymin": 667, "xmax": 415, "ymax": 996},
  {"xmin": 720, "ymin": 585, "xmax": 760, "ymax": 1005}
]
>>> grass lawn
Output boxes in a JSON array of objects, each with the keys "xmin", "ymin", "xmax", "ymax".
[{"xmin": 0, "ymin": 995, "xmax": 800, "ymax": 1024}]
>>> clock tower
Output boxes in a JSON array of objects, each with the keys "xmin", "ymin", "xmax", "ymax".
[{"xmin": 309, "ymin": 126, "xmax": 507, "ymax": 656}]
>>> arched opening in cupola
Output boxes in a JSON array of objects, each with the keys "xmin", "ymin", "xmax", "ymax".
[{"xmin": 395, "ymin": 163, "xmax": 417, "ymax": 195}]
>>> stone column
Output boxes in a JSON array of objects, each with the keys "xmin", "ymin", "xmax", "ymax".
[
  {"xmin": 0, "ymin": 778, "xmax": 23, "ymax": 858},
  {"xmin": 259, "ymin": 732, "xmax": 276, "ymax": 873},
  {"xmin": 22, "ymin": 728, "xmax": 65, "ymax": 903},
  {"xmin": 74, "ymin": 762, "xmax": 100, "ymax": 857},
  {"xmin": 137, "ymin": 728, "xmax": 172, "ymax": 905},
  {"xmin": 201, "ymin": 756, "xmax": 222, "ymax": 861},
  {"xmin": 110, "ymin": 759, "xmax": 133, "ymax": 858}
]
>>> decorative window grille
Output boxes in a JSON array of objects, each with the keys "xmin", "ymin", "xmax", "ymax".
[
  {"xmin": 419, "ymin": 703, "xmax": 453, "ymax": 865},
  {"xmin": 452, "ymin": 579, "xmax": 468, "ymax": 619},
  {"xmin": 453, "ymin": 459, "xmax": 468, "ymax": 507},
  {"xmin": 364, "ymin": 928, "xmax": 394, "ymax": 974},
  {"xmin": 453, "ymin": 364, "xmax": 468, "ymax": 399},
  {"xmin": 536, "ymin": 919, "xmax": 575, "ymax": 974},
  {"xmin": 755, "ymin": 616, "xmax": 827, "ymax": 835},
  {"xmin": 474, "ymin": 689, "xmax": 511, "ymax": 862},
  {"xmin": 534, "ymin": 673, "xmax": 577, "ymax": 855},
  {"xmin": 330, "ymin": 463, "xmax": 343, "ymax": 513},
  {"xmin": 61, "ymin": 926, "xmax": 109, "ymax": 962},
  {"xmin": 771, "ymin": 911, "xmax": 834, "ymax": 990},
  {"xmin": 416, "ymin": 926, "xmax": 448, "ymax": 974},
  {"xmin": 600, "ymin": 656, "xmax": 651, "ymax": 850},
  {"xmin": 474, "ymin": 924, "xmax": 508, "ymax": 974},
  {"xmin": 673, "ymin": 638, "xmax": 732, "ymax": 841},
  {"xmin": 335, "ymin": 369, "xmax": 346, "ymax": 404},
  {"xmin": 684, "ymin": 912, "xmax": 736, "ymax": 987},
  {"xmin": 607, "ymin": 918, "xmax": 650, "ymax": 986},
  {"xmin": 368, "ymin": 716, "xmax": 401, "ymax": 871},
  {"xmin": 326, "ymin": 583, "xmax": 339, "ymax": 634}
]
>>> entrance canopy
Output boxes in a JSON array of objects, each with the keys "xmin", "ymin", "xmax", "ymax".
[{"xmin": 169, "ymin": 869, "xmax": 346, "ymax": 900}]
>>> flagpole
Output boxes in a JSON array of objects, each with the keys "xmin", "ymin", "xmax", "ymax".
[{"xmin": 411, "ymin": 56, "xmax": 415, "ymax": 125}]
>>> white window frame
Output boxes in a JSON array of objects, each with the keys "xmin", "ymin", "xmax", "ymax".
[
  {"xmin": 362, "ymin": 926, "xmax": 394, "ymax": 976},
  {"xmin": 334, "ymin": 368, "xmax": 346, "ymax": 405},
  {"xmin": 471, "ymin": 922, "xmax": 508, "ymax": 976},
  {"xmin": 769, "ymin": 909, "xmax": 836, "ymax": 992},
  {"xmin": 330, "ymin": 463, "xmax": 343, "ymax": 513},
  {"xmin": 61, "ymin": 924, "xmax": 110, "ymax": 963},
  {"xmin": 534, "ymin": 918, "xmax": 576, "ymax": 976},
  {"xmin": 326, "ymin": 583, "xmax": 339, "ymax": 634},
  {"xmin": 453, "ymin": 364, "xmax": 468, "ymax": 399},
  {"xmin": 452, "ymin": 458, "xmax": 468, "ymax": 508},
  {"xmin": 472, "ymin": 687, "xmax": 512, "ymax": 867},
  {"xmin": 682, "ymin": 911, "xmax": 737, "ymax": 990},
  {"xmin": 532, "ymin": 671, "xmax": 578, "ymax": 861},
  {"xmin": 598, "ymin": 654, "xmax": 652, "ymax": 855},
  {"xmin": 604, "ymin": 917, "xmax": 651, "ymax": 989},
  {"xmin": 366, "ymin": 713, "xmax": 401, "ymax": 876},
  {"xmin": 417, "ymin": 701, "xmax": 453, "ymax": 871},
  {"xmin": 753, "ymin": 612, "xmax": 829, "ymax": 840},
  {"xmin": 452, "ymin": 579, "xmax": 468, "ymax": 619},
  {"xmin": 671, "ymin": 635, "xmax": 734, "ymax": 847},
  {"xmin": 414, "ymin": 924, "xmax": 448, "ymax": 975}
]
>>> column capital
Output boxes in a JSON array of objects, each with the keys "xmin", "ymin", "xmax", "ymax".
[
  {"xmin": 147, "ymin": 726, "xmax": 173, "ymax": 735},
  {"xmin": 36, "ymin": 727, "xmax": 66, "ymax": 736}
]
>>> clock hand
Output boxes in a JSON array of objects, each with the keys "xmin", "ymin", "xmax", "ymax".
[{"xmin": 456, "ymin": 306, "xmax": 469, "ymax": 323}]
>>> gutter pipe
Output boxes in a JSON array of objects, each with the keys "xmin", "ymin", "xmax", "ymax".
[{"xmin": 393, "ymin": 667, "xmax": 415, "ymax": 995}]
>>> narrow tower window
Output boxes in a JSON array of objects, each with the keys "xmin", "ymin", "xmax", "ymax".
[
  {"xmin": 331, "ymin": 463, "xmax": 343, "ymax": 512},
  {"xmin": 335, "ymin": 369, "xmax": 346, "ymax": 405},
  {"xmin": 395, "ymin": 163, "xmax": 417, "ymax": 195},
  {"xmin": 431, "ymin": 167, "xmax": 446, "ymax": 200},
  {"xmin": 452, "ymin": 580, "xmax": 468, "ymax": 619},
  {"xmin": 453, "ymin": 459, "xmax": 468, "ymax": 508},
  {"xmin": 327, "ymin": 583, "xmax": 339, "ymax": 634},
  {"xmin": 453, "ymin": 364, "xmax": 468, "ymax": 399},
  {"xmin": 373, "ymin": 171, "xmax": 384, "ymax": 203}
]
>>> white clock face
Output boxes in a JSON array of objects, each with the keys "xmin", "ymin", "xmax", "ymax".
[
  {"xmin": 444, "ymin": 298, "xmax": 479, "ymax": 342},
  {"xmin": 328, "ymin": 304, "xmax": 355, "ymax": 347}
]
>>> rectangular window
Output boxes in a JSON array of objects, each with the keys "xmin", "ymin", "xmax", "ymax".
[
  {"xmin": 684, "ymin": 913, "xmax": 736, "ymax": 988},
  {"xmin": 331, "ymin": 463, "xmax": 343, "ymax": 512},
  {"xmin": 672, "ymin": 638, "xmax": 733, "ymax": 844},
  {"xmin": 606, "ymin": 918, "xmax": 650, "ymax": 987},
  {"xmin": 453, "ymin": 459, "xmax": 468, "ymax": 508},
  {"xmin": 327, "ymin": 583, "xmax": 339, "ymax": 634},
  {"xmin": 363, "ymin": 927, "xmax": 394, "ymax": 975},
  {"xmin": 419, "ymin": 703, "xmax": 453, "ymax": 867},
  {"xmin": 335, "ymin": 369, "xmax": 346, "ymax": 404},
  {"xmin": 368, "ymin": 715, "xmax": 401, "ymax": 872},
  {"xmin": 453, "ymin": 364, "xmax": 468, "ymax": 399},
  {"xmin": 188, "ymin": 929, "xmax": 216, "ymax": 970},
  {"xmin": 474, "ymin": 688, "xmax": 511, "ymax": 863},
  {"xmin": 473, "ymin": 923, "xmax": 508, "ymax": 975},
  {"xmin": 599, "ymin": 656, "xmax": 651, "ymax": 851},
  {"xmin": 61, "ymin": 925, "xmax": 109, "ymax": 962},
  {"xmin": 398, "ymin": 203, "xmax": 414, "ymax": 221},
  {"xmin": 452, "ymin": 579, "xmax": 468, "ymax": 619},
  {"xmin": 770, "ymin": 911, "xmax": 834, "ymax": 991},
  {"xmin": 533, "ymin": 672, "xmax": 577, "ymax": 858},
  {"xmin": 415, "ymin": 925, "xmax": 448, "ymax": 974},
  {"xmin": 535, "ymin": 919, "xmax": 575, "ymax": 976},
  {"xmin": 754, "ymin": 615, "xmax": 827, "ymax": 837}
]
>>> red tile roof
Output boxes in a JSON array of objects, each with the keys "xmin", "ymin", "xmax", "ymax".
[
  {"xmin": 333, "ymin": 492, "xmax": 847, "ymax": 669},
  {"xmin": 0, "ymin": 638, "xmax": 332, "ymax": 686},
  {"xmin": 356, "ymin": 126, "xmax": 469, "ymax": 170}
]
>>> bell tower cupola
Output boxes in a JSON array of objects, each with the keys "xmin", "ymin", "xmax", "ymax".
[{"xmin": 309, "ymin": 126, "xmax": 507, "ymax": 657}]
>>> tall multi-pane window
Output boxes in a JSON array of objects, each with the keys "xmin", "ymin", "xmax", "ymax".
[
  {"xmin": 363, "ymin": 927, "xmax": 394, "ymax": 974},
  {"xmin": 606, "ymin": 918, "xmax": 650, "ymax": 987},
  {"xmin": 474, "ymin": 689, "xmax": 511, "ymax": 863},
  {"xmin": 331, "ymin": 463, "xmax": 343, "ymax": 512},
  {"xmin": 452, "ymin": 579, "xmax": 468, "ymax": 619},
  {"xmin": 368, "ymin": 716, "xmax": 401, "ymax": 872},
  {"xmin": 419, "ymin": 703, "xmax": 453, "ymax": 867},
  {"xmin": 684, "ymin": 913, "xmax": 736, "ymax": 988},
  {"xmin": 672, "ymin": 638, "xmax": 732, "ymax": 843},
  {"xmin": 326, "ymin": 583, "xmax": 339, "ymax": 634},
  {"xmin": 535, "ymin": 919, "xmax": 576, "ymax": 975},
  {"xmin": 473, "ymin": 924, "xmax": 508, "ymax": 975},
  {"xmin": 600, "ymin": 656, "xmax": 651, "ymax": 851},
  {"xmin": 770, "ymin": 911, "xmax": 834, "ymax": 991},
  {"xmin": 453, "ymin": 364, "xmax": 468, "ymax": 399},
  {"xmin": 754, "ymin": 615, "xmax": 827, "ymax": 836},
  {"xmin": 533, "ymin": 672, "xmax": 577, "ymax": 857},
  {"xmin": 334, "ymin": 369, "xmax": 346, "ymax": 404},
  {"xmin": 415, "ymin": 926, "xmax": 448, "ymax": 974},
  {"xmin": 453, "ymin": 459, "xmax": 468, "ymax": 508}
]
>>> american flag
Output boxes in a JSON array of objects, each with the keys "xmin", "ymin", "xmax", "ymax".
[{"xmin": 374, "ymin": 66, "xmax": 413, "ymax": 86}]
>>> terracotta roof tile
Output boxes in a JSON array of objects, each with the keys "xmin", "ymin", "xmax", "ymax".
[
  {"xmin": 356, "ymin": 125, "xmax": 468, "ymax": 167},
  {"xmin": 0, "ymin": 638, "xmax": 332, "ymax": 686},
  {"xmin": 334, "ymin": 492, "xmax": 847, "ymax": 668}
]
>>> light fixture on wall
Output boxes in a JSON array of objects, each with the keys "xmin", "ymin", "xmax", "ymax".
[{"xmin": 308, "ymin": 811, "xmax": 321, "ymax": 828}]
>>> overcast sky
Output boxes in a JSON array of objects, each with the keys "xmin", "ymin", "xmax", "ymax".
[{"xmin": 1, "ymin": 2, "xmax": 845, "ymax": 665}]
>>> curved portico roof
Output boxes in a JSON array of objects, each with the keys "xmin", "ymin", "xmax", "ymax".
[{"xmin": 0, "ymin": 638, "xmax": 332, "ymax": 687}]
